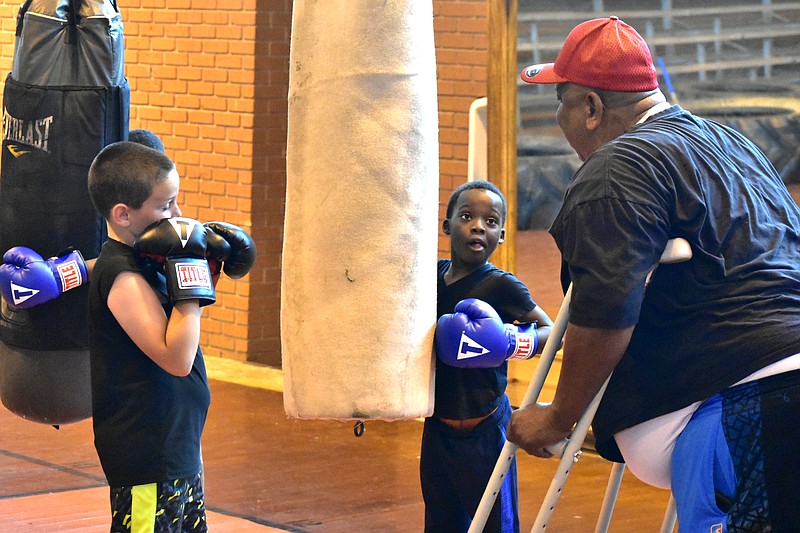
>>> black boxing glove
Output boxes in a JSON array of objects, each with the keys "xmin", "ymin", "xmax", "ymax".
[
  {"xmin": 203, "ymin": 228, "xmax": 231, "ymax": 287},
  {"xmin": 134, "ymin": 217, "xmax": 216, "ymax": 306},
  {"xmin": 203, "ymin": 221, "xmax": 257, "ymax": 279}
]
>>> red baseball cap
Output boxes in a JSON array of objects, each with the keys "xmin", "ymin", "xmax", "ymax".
[{"xmin": 520, "ymin": 17, "xmax": 658, "ymax": 92}]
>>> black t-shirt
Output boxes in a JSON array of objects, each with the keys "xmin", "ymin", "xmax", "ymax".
[
  {"xmin": 549, "ymin": 106, "xmax": 800, "ymax": 460},
  {"xmin": 433, "ymin": 260, "xmax": 537, "ymax": 419},
  {"xmin": 89, "ymin": 238, "xmax": 211, "ymax": 486}
]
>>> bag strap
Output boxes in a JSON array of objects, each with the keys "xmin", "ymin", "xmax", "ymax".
[
  {"xmin": 66, "ymin": 0, "xmax": 79, "ymax": 45},
  {"xmin": 15, "ymin": 0, "xmax": 34, "ymax": 37}
]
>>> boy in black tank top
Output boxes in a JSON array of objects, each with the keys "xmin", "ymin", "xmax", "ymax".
[{"xmin": 88, "ymin": 141, "xmax": 212, "ymax": 532}]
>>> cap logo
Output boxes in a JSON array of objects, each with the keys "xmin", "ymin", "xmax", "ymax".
[{"xmin": 524, "ymin": 67, "xmax": 544, "ymax": 79}]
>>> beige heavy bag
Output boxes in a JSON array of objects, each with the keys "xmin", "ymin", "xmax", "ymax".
[{"xmin": 281, "ymin": 0, "xmax": 439, "ymax": 419}]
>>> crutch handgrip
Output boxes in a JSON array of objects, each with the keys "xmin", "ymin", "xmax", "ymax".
[
  {"xmin": 543, "ymin": 438, "xmax": 572, "ymax": 459},
  {"xmin": 660, "ymin": 238, "xmax": 692, "ymax": 263}
]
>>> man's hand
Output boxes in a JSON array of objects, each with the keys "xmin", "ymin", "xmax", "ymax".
[{"xmin": 507, "ymin": 402, "xmax": 572, "ymax": 458}]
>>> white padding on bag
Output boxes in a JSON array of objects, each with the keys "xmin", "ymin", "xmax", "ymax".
[{"xmin": 281, "ymin": 0, "xmax": 438, "ymax": 420}]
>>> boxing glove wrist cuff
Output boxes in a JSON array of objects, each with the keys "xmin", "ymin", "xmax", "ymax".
[
  {"xmin": 507, "ymin": 322, "xmax": 538, "ymax": 361},
  {"xmin": 164, "ymin": 257, "xmax": 216, "ymax": 306},
  {"xmin": 50, "ymin": 249, "xmax": 88, "ymax": 293}
]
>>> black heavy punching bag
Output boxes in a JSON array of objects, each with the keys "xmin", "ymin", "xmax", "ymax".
[{"xmin": 0, "ymin": 0, "xmax": 129, "ymax": 424}]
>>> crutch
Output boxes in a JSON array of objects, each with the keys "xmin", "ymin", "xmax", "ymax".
[
  {"xmin": 594, "ymin": 462, "xmax": 627, "ymax": 532},
  {"xmin": 469, "ymin": 238, "xmax": 692, "ymax": 533},
  {"xmin": 659, "ymin": 494, "xmax": 678, "ymax": 533},
  {"xmin": 468, "ymin": 281, "xmax": 572, "ymax": 533}
]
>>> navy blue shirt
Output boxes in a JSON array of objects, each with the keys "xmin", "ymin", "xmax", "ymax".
[
  {"xmin": 549, "ymin": 106, "xmax": 800, "ymax": 460},
  {"xmin": 434, "ymin": 260, "xmax": 537, "ymax": 419}
]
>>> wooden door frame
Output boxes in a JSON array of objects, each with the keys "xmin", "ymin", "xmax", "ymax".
[{"xmin": 487, "ymin": 0, "xmax": 517, "ymax": 273}]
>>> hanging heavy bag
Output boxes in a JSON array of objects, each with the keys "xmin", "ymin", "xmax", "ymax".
[
  {"xmin": 281, "ymin": 0, "xmax": 438, "ymax": 420},
  {"xmin": 0, "ymin": 0, "xmax": 129, "ymax": 424}
]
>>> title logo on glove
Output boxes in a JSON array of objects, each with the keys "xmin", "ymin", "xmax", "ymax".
[
  {"xmin": 168, "ymin": 217, "xmax": 201, "ymax": 249},
  {"xmin": 9, "ymin": 281, "xmax": 39, "ymax": 307},
  {"xmin": 457, "ymin": 332, "xmax": 491, "ymax": 360},
  {"xmin": 508, "ymin": 332, "xmax": 535, "ymax": 361},
  {"xmin": 174, "ymin": 262, "xmax": 212, "ymax": 290},
  {"xmin": 56, "ymin": 260, "xmax": 84, "ymax": 292}
]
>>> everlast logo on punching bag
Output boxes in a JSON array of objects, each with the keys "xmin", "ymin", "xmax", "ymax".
[{"xmin": 2, "ymin": 110, "xmax": 54, "ymax": 154}]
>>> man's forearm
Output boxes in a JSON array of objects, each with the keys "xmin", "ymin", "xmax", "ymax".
[{"xmin": 549, "ymin": 323, "xmax": 635, "ymax": 431}]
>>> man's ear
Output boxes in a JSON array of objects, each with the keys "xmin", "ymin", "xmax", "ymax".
[
  {"xmin": 442, "ymin": 219, "xmax": 451, "ymax": 235},
  {"xmin": 498, "ymin": 228, "xmax": 506, "ymax": 244},
  {"xmin": 110, "ymin": 203, "xmax": 131, "ymax": 227},
  {"xmin": 585, "ymin": 91, "xmax": 604, "ymax": 130}
]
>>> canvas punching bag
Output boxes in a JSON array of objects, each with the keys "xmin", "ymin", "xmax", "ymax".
[
  {"xmin": 0, "ymin": 0, "xmax": 129, "ymax": 424},
  {"xmin": 282, "ymin": 0, "xmax": 439, "ymax": 419}
]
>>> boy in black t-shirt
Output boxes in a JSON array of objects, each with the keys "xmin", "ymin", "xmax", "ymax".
[{"xmin": 421, "ymin": 180, "xmax": 554, "ymax": 533}]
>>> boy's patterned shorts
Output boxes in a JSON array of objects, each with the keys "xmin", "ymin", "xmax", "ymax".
[{"xmin": 109, "ymin": 473, "xmax": 207, "ymax": 532}]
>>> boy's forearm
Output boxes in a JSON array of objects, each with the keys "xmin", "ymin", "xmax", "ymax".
[
  {"xmin": 163, "ymin": 300, "xmax": 203, "ymax": 376},
  {"xmin": 536, "ymin": 325, "xmax": 556, "ymax": 354}
]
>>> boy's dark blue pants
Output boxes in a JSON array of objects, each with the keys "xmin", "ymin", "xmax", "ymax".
[{"xmin": 421, "ymin": 394, "xmax": 520, "ymax": 533}]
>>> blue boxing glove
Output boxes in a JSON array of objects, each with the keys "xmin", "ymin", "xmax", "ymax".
[
  {"xmin": 435, "ymin": 298, "xmax": 538, "ymax": 368},
  {"xmin": 0, "ymin": 246, "xmax": 88, "ymax": 309}
]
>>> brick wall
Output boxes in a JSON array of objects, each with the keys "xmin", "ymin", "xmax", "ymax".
[
  {"xmin": 122, "ymin": 0, "xmax": 293, "ymax": 365},
  {"xmin": 434, "ymin": 0, "xmax": 489, "ymax": 255},
  {"xmin": 0, "ymin": 0, "xmax": 487, "ymax": 367}
]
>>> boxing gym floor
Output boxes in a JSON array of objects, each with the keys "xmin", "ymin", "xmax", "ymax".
[{"xmin": 0, "ymin": 229, "xmax": 686, "ymax": 532}]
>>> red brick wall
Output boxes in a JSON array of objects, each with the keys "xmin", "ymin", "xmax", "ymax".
[
  {"xmin": 434, "ymin": 0, "xmax": 489, "ymax": 256},
  {"xmin": 0, "ymin": 0, "xmax": 486, "ymax": 366},
  {"xmin": 120, "ymin": 0, "xmax": 293, "ymax": 365}
]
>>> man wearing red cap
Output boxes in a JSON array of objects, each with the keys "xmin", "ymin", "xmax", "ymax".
[{"xmin": 507, "ymin": 17, "xmax": 800, "ymax": 533}]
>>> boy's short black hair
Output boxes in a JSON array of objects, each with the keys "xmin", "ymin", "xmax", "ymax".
[
  {"xmin": 88, "ymin": 141, "xmax": 176, "ymax": 219},
  {"xmin": 445, "ymin": 179, "xmax": 507, "ymax": 223},
  {"xmin": 128, "ymin": 128, "xmax": 165, "ymax": 153}
]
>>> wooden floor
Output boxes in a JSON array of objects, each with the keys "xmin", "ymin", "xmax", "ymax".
[{"xmin": 0, "ymin": 379, "xmax": 674, "ymax": 532}]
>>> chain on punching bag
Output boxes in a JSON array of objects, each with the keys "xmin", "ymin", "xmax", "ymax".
[{"xmin": 0, "ymin": 0, "xmax": 129, "ymax": 424}]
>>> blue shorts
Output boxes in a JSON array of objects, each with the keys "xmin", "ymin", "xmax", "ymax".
[
  {"xmin": 672, "ymin": 369, "xmax": 800, "ymax": 533},
  {"xmin": 420, "ymin": 394, "xmax": 519, "ymax": 533},
  {"xmin": 109, "ymin": 472, "xmax": 207, "ymax": 533}
]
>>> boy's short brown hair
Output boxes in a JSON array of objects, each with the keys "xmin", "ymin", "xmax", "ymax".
[{"xmin": 88, "ymin": 141, "xmax": 175, "ymax": 219}]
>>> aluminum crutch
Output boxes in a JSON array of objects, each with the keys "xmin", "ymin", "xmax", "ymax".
[
  {"xmin": 659, "ymin": 494, "xmax": 678, "ymax": 533},
  {"xmin": 468, "ymin": 281, "xmax": 573, "ymax": 533}
]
